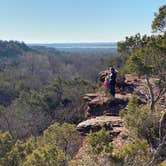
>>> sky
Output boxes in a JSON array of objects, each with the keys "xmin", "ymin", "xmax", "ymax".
[{"xmin": 0, "ymin": 0, "xmax": 165, "ymax": 43}]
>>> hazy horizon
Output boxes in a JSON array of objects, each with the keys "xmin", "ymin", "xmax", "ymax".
[{"xmin": 28, "ymin": 41, "xmax": 117, "ymax": 44}]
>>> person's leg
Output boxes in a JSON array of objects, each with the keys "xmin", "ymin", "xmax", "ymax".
[
  {"xmin": 110, "ymin": 83, "xmax": 115, "ymax": 97},
  {"xmin": 109, "ymin": 83, "xmax": 112, "ymax": 95},
  {"xmin": 112, "ymin": 86, "xmax": 115, "ymax": 97}
]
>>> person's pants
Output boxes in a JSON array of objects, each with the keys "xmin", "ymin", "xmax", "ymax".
[{"xmin": 109, "ymin": 83, "xmax": 116, "ymax": 97}]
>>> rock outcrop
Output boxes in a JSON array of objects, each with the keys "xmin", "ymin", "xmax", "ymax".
[
  {"xmin": 83, "ymin": 93, "xmax": 129, "ymax": 117},
  {"xmin": 75, "ymin": 72, "xmax": 166, "ymax": 164},
  {"xmin": 77, "ymin": 72, "xmax": 166, "ymax": 136},
  {"xmin": 77, "ymin": 116, "xmax": 124, "ymax": 136},
  {"xmin": 76, "ymin": 72, "xmax": 136, "ymax": 136}
]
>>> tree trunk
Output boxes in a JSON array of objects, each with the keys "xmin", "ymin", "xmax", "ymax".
[
  {"xmin": 147, "ymin": 135, "xmax": 166, "ymax": 166},
  {"xmin": 145, "ymin": 75, "xmax": 155, "ymax": 112}
]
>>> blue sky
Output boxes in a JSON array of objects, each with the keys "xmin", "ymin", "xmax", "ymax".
[{"xmin": 0, "ymin": 0, "xmax": 165, "ymax": 43}]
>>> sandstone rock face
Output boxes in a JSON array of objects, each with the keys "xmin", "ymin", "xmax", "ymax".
[
  {"xmin": 84, "ymin": 93, "xmax": 129, "ymax": 117},
  {"xmin": 77, "ymin": 116, "xmax": 124, "ymax": 136},
  {"xmin": 77, "ymin": 73, "xmax": 165, "ymax": 137},
  {"xmin": 75, "ymin": 73, "xmax": 166, "ymax": 164}
]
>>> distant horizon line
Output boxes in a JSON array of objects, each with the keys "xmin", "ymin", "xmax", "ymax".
[
  {"xmin": 28, "ymin": 41, "xmax": 118, "ymax": 44},
  {"xmin": 0, "ymin": 38, "xmax": 120, "ymax": 44}
]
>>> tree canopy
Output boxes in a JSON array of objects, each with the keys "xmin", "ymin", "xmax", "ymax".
[{"xmin": 152, "ymin": 5, "xmax": 166, "ymax": 32}]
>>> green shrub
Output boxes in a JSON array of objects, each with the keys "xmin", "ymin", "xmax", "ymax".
[
  {"xmin": 23, "ymin": 145, "xmax": 67, "ymax": 166},
  {"xmin": 113, "ymin": 138, "xmax": 150, "ymax": 166},
  {"xmin": 86, "ymin": 129, "xmax": 125, "ymax": 165},
  {"xmin": 0, "ymin": 132, "xmax": 14, "ymax": 164},
  {"xmin": 5, "ymin": 138, "xmax": 36, "ymax": 166},
  {"xmin": 120, "ymin": 95, "xmax": 161, "ymax": 147},
  {"xmin": 87, "ymin": 128, "xmax": 112, "ymax": 155},
  {"xmin": 43, "ymin": 122, "xmax": 82, "ymax": 158},
  {"xmin": 116, "ymin": 69, "xmax": 126, "ymax": 85}
]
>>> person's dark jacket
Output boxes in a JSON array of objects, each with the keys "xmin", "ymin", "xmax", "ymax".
[{"xmin": 109, "ymin": 71, "xmax": 116, "ymax": 84}]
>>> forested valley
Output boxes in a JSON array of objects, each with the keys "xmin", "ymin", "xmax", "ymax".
[{"xmin": 0, "ymin": 4, "xmax": 166, "ymax": 166}]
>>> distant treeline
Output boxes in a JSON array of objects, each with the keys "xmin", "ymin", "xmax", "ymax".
[{"xmin": 0, "ymin": 40, "xmax": 31, "ymax": 57}]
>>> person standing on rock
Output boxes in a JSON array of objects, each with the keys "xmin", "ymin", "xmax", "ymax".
[{"xmin": 108, "ymin": 67, "xmax": 117, "ymax": 97}]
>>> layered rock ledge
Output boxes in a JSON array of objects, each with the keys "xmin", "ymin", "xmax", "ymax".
[
  {"xmin": 77, "ymin": 116, "xmax": 124, "ymax": 136},
  {"xmin": 84, "ymin": 93, "xmax": 129, "ymax": 117}
]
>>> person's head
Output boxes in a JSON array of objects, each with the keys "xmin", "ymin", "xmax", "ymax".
[{"xmin": 110, "ymin": 67, "xmax": 115, "ymax": 72}]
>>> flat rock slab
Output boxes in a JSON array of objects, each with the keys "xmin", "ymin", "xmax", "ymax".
[
  {"xmin": 77, "ymin": 116, "xmax": 123, "ymax": 135},
  {"xmin": 84, "ymin": 93, "xmax": 129, "ymax": 117},
  {"xmin": 89, "ymin": 96, "xmax": 111, "ymax": 106},
  {"xmin": 84, "ymin": 93, "xmax": 129, "ymax": 107},
  {"xmin": 83, "ymin": 93, "xmax": 106, "ymax": 102}
]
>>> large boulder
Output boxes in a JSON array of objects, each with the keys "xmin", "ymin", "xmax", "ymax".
[{"xmin": 77, "ymin": 116, "xmax": 124, "ymax": 137}]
